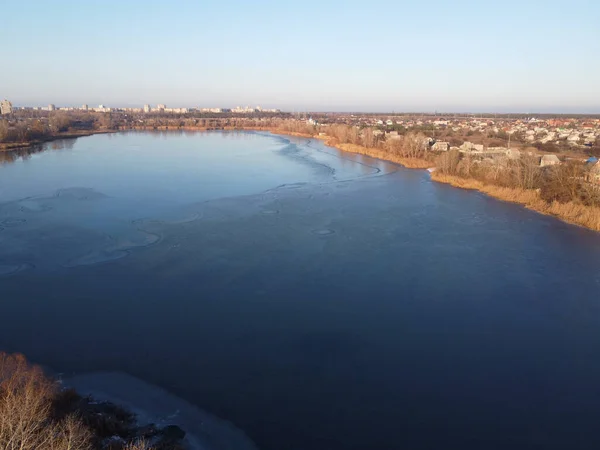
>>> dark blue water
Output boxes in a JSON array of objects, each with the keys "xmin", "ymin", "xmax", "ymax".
[{"xmin": 1, "ymin": 131, "xmax": 600, "ymax": 450}]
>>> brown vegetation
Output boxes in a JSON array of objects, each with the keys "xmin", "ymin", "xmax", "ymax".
[
  {"xmin": 333, "ymin": 141, "xmax": 432, "ymax": 169},
  {"xmin": 275, "ymin": 120, "xmax": 435, "ymax": 169},
  {"xmin": 0, "ymin": 352, "xmax": 186, "ymax": 450},
  {"xmin": 0, "ymin": 352, "xmax": 92, "ymax": 450},
  {"xmin": 431, "ymin": 172, "xmax": 600, "ymax": 231}
]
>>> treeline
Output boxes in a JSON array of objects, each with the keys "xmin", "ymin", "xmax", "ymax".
[
  {"xmin": 0, "ymin": 112, "xmax": 114, "ymax": 144},
  {"xmin": 269, "ymin": 120, "xmax": 433, "ymax": 160},
  {"xmin": 0, "ymin": 352, "xmax": 184, "ymax": 450}
]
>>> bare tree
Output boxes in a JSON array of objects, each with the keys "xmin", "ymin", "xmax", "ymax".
[
  {"xmin": 537, "ymin": 161, "xmax": 587, "ymax": 203},
  {"xmin": 124, "ymin": 439, "xmax": 155, "ymax": 450},
  {"xmin": 0, "ymin": 120, "xmax": 9, "ymax": 142},
  {"xmin": 436, "ymin": 149, "xmax": 460, "ymax": 174},
  {"xmin": 385, "ymin": 137, "xmax": 403, "ymax": 155},
  {"xmin": 49, "ymin": 112, "xmax": 72, "ymax": 132},
  {"xmin": 458, "ymin": 154, "xmax": 475, "ymax": 178},
  {"xmin": 362, "ymin": 128, "xmax": 376, "ymax": 148},
  {"xmin": 401, "ymin": 132, "xmax": 427, "ymax": 158},
  {"xmin": 0, "ymin": 352, "xmax": 92, "ymax": 450},
  {"xmin": 513, "ymin": 155, "xmax": 541, "ymax": 190}
]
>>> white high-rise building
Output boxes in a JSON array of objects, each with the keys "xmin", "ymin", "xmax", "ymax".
[
  {"xmin": 143, "ymin": 104, "xmax": 151, "ymax": 113},
  {"xmin": 81, "ymin": 104, "xmax": 88, "ymax": 111},
  {"xmin": 0, "ymin": 99, "xmax": 12, "ymax": 115},
  {"xmin": 157, "ymin": 104, "xmax": 166, "ymax": 111},
  {"xmin": 48, "ymin": 104, "xmax": 56, "ymax": 111}
]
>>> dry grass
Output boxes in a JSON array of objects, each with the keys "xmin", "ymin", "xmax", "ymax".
[
  {"xmin": 266, "ymin": 130, "xmax": 318, "ymax": 139},
  {"xmin": 331, "ymin": 142, "xmax": 432, "ymax": 169},
  {"xmin": 431, "ymin": 173, "xmax": 600, "ymax": 231},
  {"xmin": 0, "ymin": 142, "xmax": 33, "ymax": 151}
]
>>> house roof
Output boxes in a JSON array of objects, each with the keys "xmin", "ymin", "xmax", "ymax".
[{"xmin": 541, "ymin": 154, "xmax": 560, "ymax": 162}]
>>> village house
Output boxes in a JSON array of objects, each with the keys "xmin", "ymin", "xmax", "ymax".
[
  {"xmin": 431, "ymin": 141, "xmax": 449, "ymax": 152},
  {"xmin": 460, "ymin": 142, "xmax": 484, "ymax": 153},
  {"xmin": 558, "ymin": 131, "xmax": 571, "ymax": 139},
  {"xmin": 540, "ymin": 154, "xmax": 561, "ymax": 167}
]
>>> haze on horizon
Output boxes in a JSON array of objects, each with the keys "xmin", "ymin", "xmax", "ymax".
[{"xmin": 1, "ymin": 0, "xmax": 599, "ymax": 113}]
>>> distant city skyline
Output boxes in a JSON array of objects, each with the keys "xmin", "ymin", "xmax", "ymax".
[
  {"xmin": 5, "ymin": 101, "xmax": 600, "ymax": 115},
  {"xmin": 1, "ymin": 0, "xmax": 599, "ymax": 113},
  {"xmin": 3, "ymin": 102, "xmax": 283, "ymax": 114}
]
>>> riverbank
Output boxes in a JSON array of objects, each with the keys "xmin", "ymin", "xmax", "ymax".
[
  {"xmin": 430, "ymin": 173, "xmax": 600, "ymax": 231},
  {"xmin": 287, "ymin": 132, "xmax": 600, "ymax": 232},
  {"xmin": 0, "ymin": 130, "xmax": 116, "ymax": 151},
  {"xmin": 0, "ymin": 350, "xmax": 258, "ymax": 450},
  {"xmin": 324, "ymin": 139, "xmax": 432, "ymax": 169},
  {"xmin": 65, "ymin": 372, "xmax": 259, "ymax": 450}
]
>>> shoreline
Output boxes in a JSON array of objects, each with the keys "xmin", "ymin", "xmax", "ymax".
[
  {"xmin": 283, "ymin": 132, "xmax": 600, "ymax": 232},
  {"xmin": 318, "ymin": 138, "xmax": 600, "ymax": 232},
  {"xmin": 65, "ymin": 371, "xmax": 259, "ymax": 450},
  {"xmin": 3, "ymin": 126, "xmax": 599, "ymax": 232},
  {"xmin": 0, "ymin": 130, "xmax": 116, "ymax": 151},
  {"xmin": 1, "ymin": 351, "xmax": 259, "ymax": 450},
  {"xmin": 429, "ymin": 172, "xmax": 600, "ymax": 231}
]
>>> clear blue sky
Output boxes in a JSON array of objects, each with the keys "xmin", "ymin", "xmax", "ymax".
[{"xmin": 1, "ymin": 0, "xmax": 599, "ymax": 112}]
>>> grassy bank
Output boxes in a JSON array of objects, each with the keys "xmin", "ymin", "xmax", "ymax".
[
  {"xmin": 0, "ymin": 130, "xmax": 115, "ymax": 152},
  {"xmin": 301, "ymin": 132, "xmax": 600, "ymax": 233},
  {"xmin": 0, "ymin": 141, "xmax": 35, "ymax": 151},
  {"xmin": 302, "ymin": 133, "xmax": 600, "ymax": 233},
  {"xmin": 431, "ymin": 173, "xmax": 600, "ymax": 231},
  {"xmin": 331, "ymin": 141, "xmax": 432, "ymax": 169}
]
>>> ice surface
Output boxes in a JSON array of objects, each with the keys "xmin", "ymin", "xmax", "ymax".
[{"xmin": 65, "ymin": 372, "xmax": 259, "ymax": 450}]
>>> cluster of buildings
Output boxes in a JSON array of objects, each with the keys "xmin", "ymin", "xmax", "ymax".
[
  {"xmin": 9, "ymin": 103, "xmax": 114, "ymax": 113},
  {"xmin": 141, "ymin": 104, "xmax": 189, "ymax": 114},
  {"xmin": 1, "ymin": 100, "xmax": 281, "ymax": 115},
  {"xmin": 195, "ymin": 106, "xmax": 280, "ymax": 114},
  {"xmin": 510, "ymin": 120, "xmax": 598, "ymax": 147},
  {"xmin": 412, "ymin": 117, "xmax": 598, "ymax": 148},
  {"xmin": 424, "ymin": 138, "xmax": 600, "ymax": 176},
  {"xmin": 306, "ymin": 114, "xmax": 599, "ymax": 173},
  {"xmin": 139, "ymin": 105, "xmax": 280, "ymax": 114},
  {"xmin": 324, "ymin": 114, "xmax": 600, "ymax": 150}
]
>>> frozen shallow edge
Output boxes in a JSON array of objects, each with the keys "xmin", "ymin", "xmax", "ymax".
[{"xmin": 64, "ymin": 372, "xmax": 259, "ymax": 450}]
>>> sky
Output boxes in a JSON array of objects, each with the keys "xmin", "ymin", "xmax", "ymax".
[{"xmin": 1, "ymin": 0, "xmax": 599, "ymax": 113}]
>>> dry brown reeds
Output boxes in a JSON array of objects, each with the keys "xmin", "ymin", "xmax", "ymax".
[
  {"xmin": 330, "ymin": 142, "xmax": 433, "ymax": 169},
  {"xmin": 431, "ymin": 173, "xmax": 600, "ymax": 231}
]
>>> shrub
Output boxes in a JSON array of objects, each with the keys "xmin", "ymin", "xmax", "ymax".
[{"xmin": 0, "ymin": 352, "xmax": 92, "ymax": 450}]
